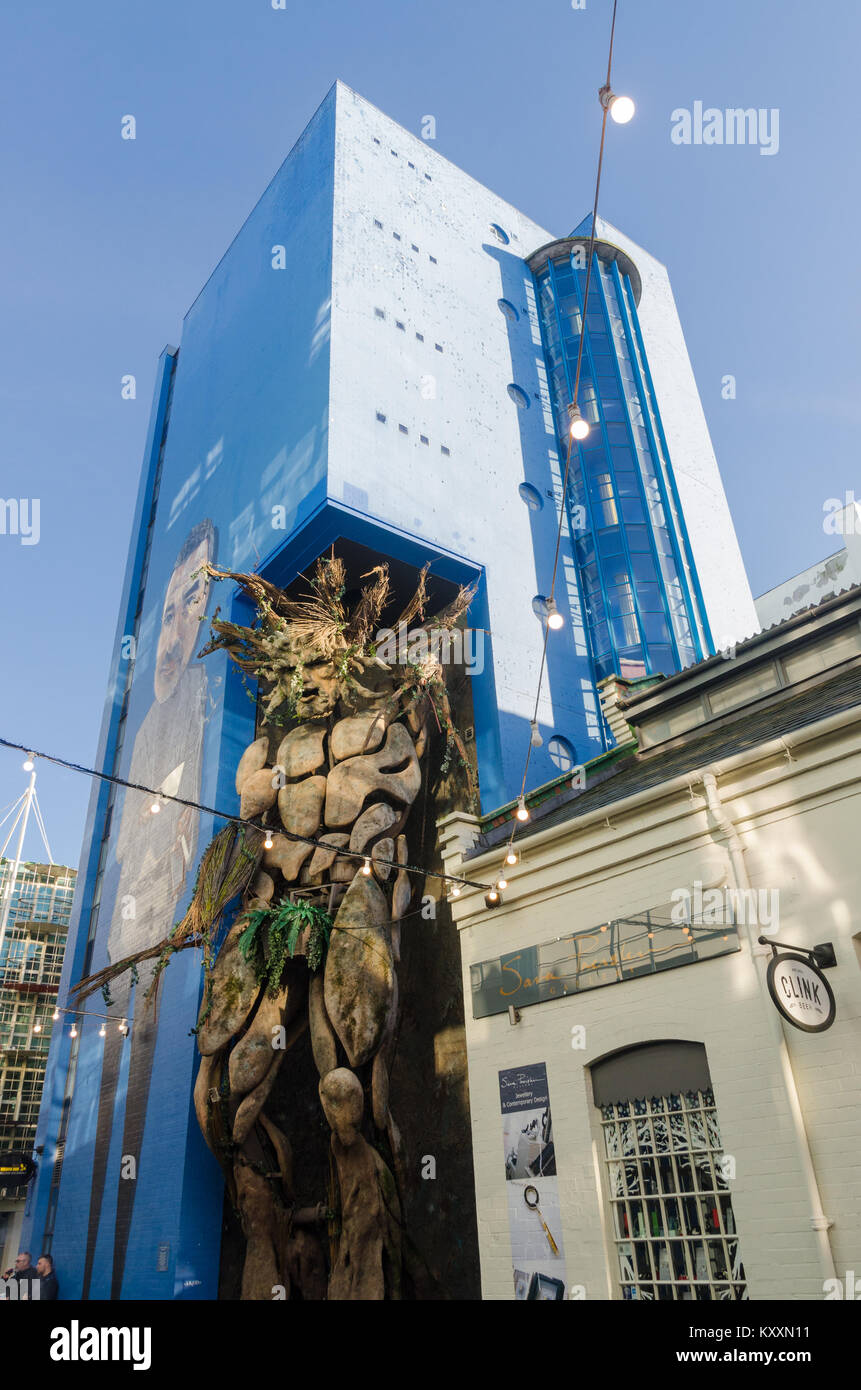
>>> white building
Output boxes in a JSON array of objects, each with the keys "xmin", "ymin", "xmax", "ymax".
[
  {"xmin": 441, "ymin": 583, "xmax": 861, "ymax": 1300},
  {"xmin": 757, "ymin": 497, "xmax": 861, "ymax": 629}
]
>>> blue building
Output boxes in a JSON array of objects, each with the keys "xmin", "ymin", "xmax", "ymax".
[{"xmin": 25, "ymin": 82, "xmax": 757, "ymax": 1298}]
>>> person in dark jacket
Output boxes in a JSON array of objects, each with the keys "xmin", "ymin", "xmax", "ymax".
[
  {"xmin": 2, "ymin": 1251, "xmax": 39, "ymax": 1298},
  {"xmin": 37, "ymin": 1254, "xmax": 59, "ymax": 1300}
]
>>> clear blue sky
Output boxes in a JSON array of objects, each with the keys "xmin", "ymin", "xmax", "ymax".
[{"xmin": 1, "ymin": 0, "xmax": 858, "ymax": 866}]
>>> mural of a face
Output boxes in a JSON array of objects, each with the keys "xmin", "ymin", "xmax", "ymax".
[{"xmin": 154, "ymin": 539, "xmax": 211, "ymax": 703}]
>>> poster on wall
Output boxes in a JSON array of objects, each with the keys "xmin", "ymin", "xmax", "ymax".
[{"xmin": 499, "ymin": 1062, "xmax": 568, "ymax": 1300}]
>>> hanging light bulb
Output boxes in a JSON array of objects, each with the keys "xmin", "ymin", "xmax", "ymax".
[
  {"xmin": 33, "ymin": 1021, "xmax": 42, "ymax": 1034},
  {"xmin": 150, "ymin": 800, "xmax": 161, "ymax": 815},
  {"xmin": 485, "ymin": 889, "xmax": 503, "ymax": 908},
  {"xmin": 599, "ymin": 85, "xmax": 635, "ymax": 124},
  {"xmin": 530, "ymin": 720, "xmax": 543, "ymax": 749},
  {"xmin": 69, "ymin": 1024, "xmax": 78, "ymax": 1038},
  {"xmin": 609, "ymin": 94, "xmax": 635, "ymax": 124},
  {"xmin": 545, "ymin": 598, "xmax": 564, "ymax": 631},
  {"xmin": 497, "ymin": 877, "xmax": 508, "ymax": 892},
  {"xmin": 505, "ymin": 848, "xmax": 518, "ymax": 866},
  {"xmin": 52, "ymin": 1008, "xmax": 59, "ymax": 1022},
  {"xmin": 567, "ymin": 403, "xmax": 590, "ymax": 440},
  {"xmin": 263, "ymin": 830, "xmax": 274, "ymax": 850},
  {"xmin": 99, "ymin": 1023, "xmax": 106, "ymax": 1038},
  {"xmin": 450, "ymin": 884, "xmax": 461, "ymax": 898},
  {"xmin": 22, "ymin": 755, "xmax": 35, "ymax": 772},
  {"xmin": 361, "ymin": 857, "xmax": 372, "ymax": 876},
  {"xmin": 516, "ymin": 796, "xmax": 529, "ymax": 822},
  {"xmin": 118, "ymin": 1018, "xmax": 129, "ymax": 1037}
]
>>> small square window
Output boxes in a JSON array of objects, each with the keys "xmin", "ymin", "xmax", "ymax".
[
  {"xmin": 374, "ymin": 308, "xmax": 385, "ymax": 320},
  {"xmin": 434, "ymin": 343, "xmax": 443, "ymax": 353},
  {"xmin": 373, "ymin": 138, "xmax": 381, "ymax": 145},
  {"xmin": 424, "ymin": 173, "xmax": 432, "ymax": 181},
  {"xmin": 441, "ymin": 445, "xmax": 450, "ymax": 456},
  {"xmin": 399, "ymin": 424, "xmax": 409, "ymax": 435},
  {"xmin": 373, "ymin": 219, "xmax": 383, "ymax": 229},
  {"xmin": 393, "ymin": 232, "xmax": 401, "ymax": 241},
  {"xmin": 411, "ymin": 244, "xmax": 419, "ymax": 252},
  {"xmin": 429, "ymin": 255, "xmax": 437, "ymax": 264},
  {"xmin": 420, "ymin": 435, "xmax": 429, "ymax": 445},
  {"xmin": 396, "ymin": 321, "xmax": 405, "ymax": 331},
  {"xmin": 408, "ymin": 161, "xmax": 415, "ymax": 169},
  {"xmin": 415, "ymin": 332, "xmax": 424, "ymax": 342},
  {"xmin": 376, "ymin": 412, "xmax": 387, "ymax": 423},
  {"xmin": 391, "ymin": 149, "xmax": 398, "ymax": 157}
]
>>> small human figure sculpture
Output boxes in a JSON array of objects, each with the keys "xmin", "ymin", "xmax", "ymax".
[{"xmin": 319, "ymin": 1069, "xmax": 402, "ymax": 1300}]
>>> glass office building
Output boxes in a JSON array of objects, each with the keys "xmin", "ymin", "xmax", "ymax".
[
  {"xmin": 530, "ymin": 238, "xmax": 712, "ymax": 681},
  {"xmin": 0, "ymin": 860, "xmax": 75, "ymax": 1272}
]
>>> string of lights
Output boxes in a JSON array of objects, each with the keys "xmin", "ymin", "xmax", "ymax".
[
  {"xmin": 488, "ymin": 0, "xmax": 634, "ymax": 906},
  {"xmin": 0, "ymin": 736, "xmax": 494, "ymax": 893}
]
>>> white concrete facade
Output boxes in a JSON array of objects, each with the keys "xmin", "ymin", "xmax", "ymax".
[
  {"xmin": 326, "ymin": 83, "xmax": 759, "ymax": 794},
  {"xmin": 442, "ymin": 657, "xmax": 861, "ymax": 1299}
]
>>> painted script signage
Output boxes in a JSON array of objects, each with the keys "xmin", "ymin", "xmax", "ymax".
[{"xmin": 470, "ymin": 906, "xmax": 740, "ymax": 1020}]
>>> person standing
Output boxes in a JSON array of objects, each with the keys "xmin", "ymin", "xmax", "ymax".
[
  {"xmin": 2, "ymin": 1251, "xmax": 39, "ymax": 1299},
  {"xmin": 36, "ymin": 1254, "xmax": 58, "ymax": 1300}
]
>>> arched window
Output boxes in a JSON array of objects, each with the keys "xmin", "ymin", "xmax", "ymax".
[{"xmin": 591, "ymin": 1042, "xmax": 747, "ymax": 1301}]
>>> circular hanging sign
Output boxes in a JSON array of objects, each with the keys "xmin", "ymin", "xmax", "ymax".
[{"xmin": 766, "ymin": 953, "xmax": 836, "ymax": 1033}]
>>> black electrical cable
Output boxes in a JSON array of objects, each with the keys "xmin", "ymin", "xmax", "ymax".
[{"xmin": 0, "ymin": 736, "xmax": 492, "ymax": 893}]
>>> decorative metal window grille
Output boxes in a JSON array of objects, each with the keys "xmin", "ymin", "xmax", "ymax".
[{"xmin": 600, "ymin": 1088, "xmax": 747, "ymax": 1300}]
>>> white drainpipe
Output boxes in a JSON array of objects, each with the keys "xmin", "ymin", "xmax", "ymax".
[{"xmin": 700, "ymin": 769, "xmax": 836, "ymax": 1282}]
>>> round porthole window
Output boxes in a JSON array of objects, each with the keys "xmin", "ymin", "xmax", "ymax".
[
  {"xmin": 518, "ymin": 483, "xmax": 543, "ymax": 511},
  {"xmin": 507, "ymin": 384, "xmax": 530, "ymax": 409},
  {"xmin": 490, "ymin": 223, "xmax": 510, "ymax": 245},
  {"xmin": 497, "ymin": 298, "xmax": 519, "ymax": 321},
  {"xmin": 548, "ymin": 736, "xmax": 576, "ymax": 772}
]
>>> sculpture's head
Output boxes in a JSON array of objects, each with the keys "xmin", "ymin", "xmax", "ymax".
[{"xmin": 272, "ymin": 634, "xmax": 401, "ymax": 721}]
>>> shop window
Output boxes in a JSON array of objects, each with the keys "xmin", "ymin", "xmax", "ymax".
[{"xmin": 592, "ymin": 1042, "xmax": 747, "ymax": 1301}]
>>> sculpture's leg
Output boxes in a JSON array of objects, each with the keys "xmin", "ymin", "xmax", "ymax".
[{"xmin": 234, "ymin": 1141, "xmax": 282, "ymax": 1301}]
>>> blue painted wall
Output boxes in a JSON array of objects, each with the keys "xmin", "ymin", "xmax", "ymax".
[{"xmin": 26, "ymin": 85, "xmax": 338, "ymax": 1299}]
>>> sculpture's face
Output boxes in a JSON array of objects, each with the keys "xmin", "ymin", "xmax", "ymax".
[
  {"xmin": 283, "ymin": 647, "xmax": 400, "ymax": 721},
  {"xmin": 155, "ymin": 540, "xmax": 210, "ymax": 703},
  {"xmin": 293, "ymin": 658, "xmax": 340, "ymax": 720}
]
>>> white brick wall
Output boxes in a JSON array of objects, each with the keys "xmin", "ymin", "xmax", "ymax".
[{"xmin": 448, "ymin": 710, "xmax": 861, "ymax": 1300}]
